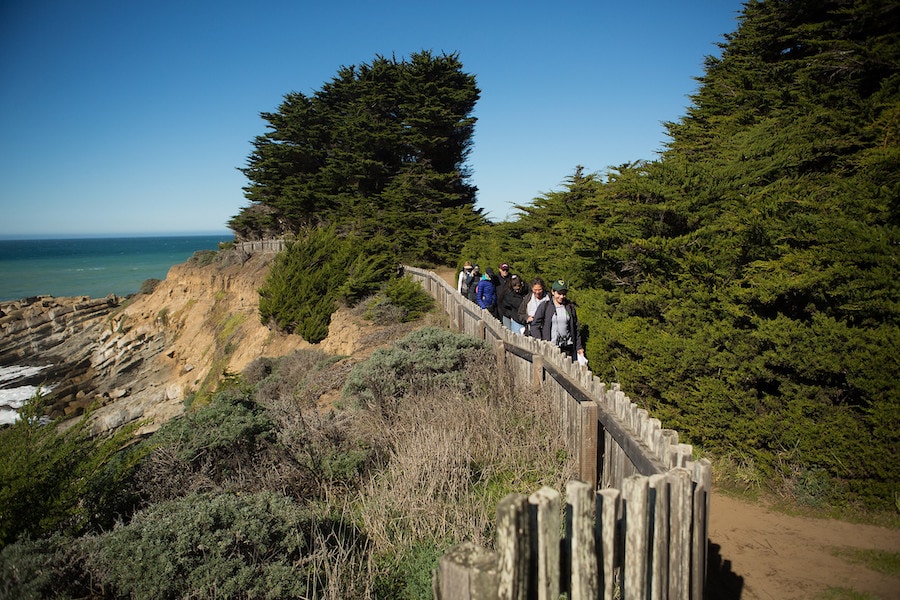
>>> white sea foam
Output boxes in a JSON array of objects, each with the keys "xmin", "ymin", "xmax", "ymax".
[
  {"xmin": 0, "ymin": 365, "xmax": 55, "ymax": 425},
  {"xmin": 0, "ymin": 364, "xmax": 52, "ymax": 384}
]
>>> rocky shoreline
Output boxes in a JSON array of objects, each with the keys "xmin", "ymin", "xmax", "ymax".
[
  {"xmin": 0, "ymin": 249, "xmax": 308, "ymax": 434},
  {"xmin": 0, "ymin": 294, "xmax": 124, "ymax": 419}
]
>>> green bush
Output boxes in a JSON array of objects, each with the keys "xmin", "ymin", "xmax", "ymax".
[
  {"xmin": 258, "ymin": 227, "xmax": 397, "ymax": 342},
  {"xmin": 150, "ymin": 388, "xmax": 274, "ymax": 465},
  {"xmin": 374, "ymin": 540, "xmax": 446, "ymax": 600},
  {"xmin": 188, "ymin": 249, "xmax": 219, "ymax": 267},
  {"xmin": 139, "ymin": 278, "xmax": 161, "ymax": 295},
  {"xmin": 342, "ymin": 327, "xmax": 489, "ymax": 417},
  {"xmin": 385, "ymin": 275, "xmax": 435, "ymax": 322},
  {"xmin": 362, "ymin": 275, "xmax": 436, "ymax": 324},
  {"xmin": 91, "ymin": 492, "xmax": 320, "ymax": 599},
  {"xmin": 0, "ymin": 393, "xmax": 142, "ymax": 548},
  {"xmin": 0, "ymin": 533, "xmax": 97, "ymax": 599}
]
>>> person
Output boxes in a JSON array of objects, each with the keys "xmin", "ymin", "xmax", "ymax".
[
  {"xmin": 496, "ymin": 262, "xmax": 512, "ymax": 289},
  {"xmin": 458, "ymin": 261, "xmax": 475, "ymax": 296},
  {"xmin": 499, "ymin": 274, "xmax": 527, "ymax": 334},
  {"xmin": 467, "ymin": 265, "xmax": 481, "ymax": 303},
  {"xmin": 495, "ymin": 263, "xmax": 514, "ymax": 327},
  {"xmin": 476, "ymin": 268, "xmax": 499, "ymax": 319},
  {"xmin": 517, "ymin": 277, "xmax": 549, "ymax": 337},
  {"xmin": 531, "ymin": 279, "xmax": 585, "ymax": 362}
]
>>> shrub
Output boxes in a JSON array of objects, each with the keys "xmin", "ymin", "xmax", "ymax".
[
  {"xmin": 0, "ymin": 533, "xmax": 96, "ymax": 599},
  {"xmin": 384, "ymin": 275, "xmax": 435, "ymax": 322},
  {"xmin": 135, "ymin": 388, "xmax": 286, "ymax": 502},
  {"xmin": 90, "ymin": 492, "xmax": 326, "ymax": 599},
  {"xmin": 0, "ymin": 392, "xmax": 142, "ymax": 548},
  {"xmin": 188, "ymin": 249, "xmax": 220, "ymax": 267},
  {"xmin": 342, "ymin": 327, "xmax": 489, "ymax": 417},
  {"xmin": 139, "ymin": 278, "xmax": 161, "ymax": 295},
  {"xmin": 258, "ymin": 226, "xmax": 398, "ymax": 342},
  {"xmin": 149, "ymin": 388, "xmax": 274, "ymax": 465}
]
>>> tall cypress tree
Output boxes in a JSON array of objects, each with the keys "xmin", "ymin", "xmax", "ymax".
[
  {"xmin": 485, "ymin": 0, "xmax": 900, "ymax": 508},
  {"xmin": 231, "ymin": 51, "xmax": 484, "ymax": 265}
]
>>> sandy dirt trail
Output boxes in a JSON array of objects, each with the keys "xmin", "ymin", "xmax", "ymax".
[{"xmin": 708, "ymin": 492, "xmax": 900, "ymax": 599}]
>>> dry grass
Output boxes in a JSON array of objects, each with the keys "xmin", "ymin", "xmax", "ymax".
[{"xmin": 349, "ymin": 351, "xmax": 575, "ymax": 558}]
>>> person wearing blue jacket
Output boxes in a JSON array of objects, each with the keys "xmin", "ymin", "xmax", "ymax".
[{"xmin": 476, "ymin": 267, "xmax": 499, "ymax": 319}]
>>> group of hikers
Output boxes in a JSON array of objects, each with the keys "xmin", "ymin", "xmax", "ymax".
[{"xmin": 456, "ymin": 262, "xmax": 586, "ymax": 364}]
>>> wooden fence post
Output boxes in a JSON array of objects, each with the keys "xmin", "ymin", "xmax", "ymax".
[
  {"xmin": 596, "ymin": 488, "xmax": 620, "ymax": 599},
  {"xmin": 622, "ymin": 475, "xmax": 650, "ymax": 600},
  {"xmin": 496, "ymin": 493, "xmax": 529, "ymax": 600},
  {"xmin": 566, "ymin": 481, "xmax": 599, "ymax": 599},
  {"xmin": 579, "ymin": 401, "xmax": 599, "ymax": 489},
  {"xmin": 649, "ymin": 473, "xmax": 670, "ymax": 600},
  {"xmin": 531, "ymin": 353, "xmax": 544, "ymax": 388},
  {"xmin": 692, "ymin": 459, "xmax": 712, "ymax": 600},
  {"xmin": 529, "ymin": 487, "xmax": 561, "ymax": 600},
  {"xmin": 436, "ymin": 542, "xmax": 499, "ymax": 600},
  {"xmin": 668, "ymin": 468, "xmax": 693, "ymax": 599}
]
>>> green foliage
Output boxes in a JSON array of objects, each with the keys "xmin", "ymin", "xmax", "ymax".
[
  {"xmin": 139, "ymin": 277, "xmax": 161, "ymax": 295},
  {"xmin": 232, "ymin": 50, "xmax": 486, "ymax": 265},
  {"xmin": 820, "ymin": 588, "xmax": 880, "ymax": 600},
  {"xmin": 188, "ymin": 249, "xmax": 220, "ymax": 267},
  {"xmin": 258, "ymin": 226, "xmax": 397, "ymax": 342},
  {"xmin": 342, "ymin": 326, "xmax": 489, "ymax": 417},
  {"xmin": 91, "ymin": 492, "xmax": 320, "ymax": 599},
  {"xmin": 474, "ymin": 0, "xmax": 900, "ymax": 509},
  {"xmin": 831, "ymin": 547, "xmax": 900, "ymax": 578},
  {"xmin": 373, "ymin": 540, "xmax": 445, "ymax": 600},
  {"xmin": 384, "ymin": 274, "xmax": 436, "ymax": 322},
  {"xmin": 0, "ymin": 533, "xmax": 96, "ymax": 599},
  {"xmin": 0, "ymin": 392, "xmax": 143, "ymax": 548},
  {"xmin": 150, "ymin": 387, "xmax": 274, "ymax": 465}
]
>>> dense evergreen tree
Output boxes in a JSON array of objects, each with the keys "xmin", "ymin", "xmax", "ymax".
[
  {"xmin": 230, "ymin": 51, "xmax": 485, "ymax": 265},
  {"xmin": 476, "ymin": 0, "xmax": 899, "ymax": 508}
]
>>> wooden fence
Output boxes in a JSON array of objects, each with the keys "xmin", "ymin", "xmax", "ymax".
[
  {"xmin": 404, "ymin": 266, "xmax": 712, "ymax": 600},
  {"xmin": 231, "ymin": 239, "xmax": 286, "ymax": 254}
]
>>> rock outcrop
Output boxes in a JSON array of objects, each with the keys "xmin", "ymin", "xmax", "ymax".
[{"xmin": 1, "ymin": 249, "xmax": 310, "ymax": 435}]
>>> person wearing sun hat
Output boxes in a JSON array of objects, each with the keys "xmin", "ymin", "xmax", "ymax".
[
  {"xmin": 531, "ymin": 279, "xmax": 585, "ymax": 361},
  {"xmin": 458, "ymin": 261, "xmax": 475, "ymax": 296}
]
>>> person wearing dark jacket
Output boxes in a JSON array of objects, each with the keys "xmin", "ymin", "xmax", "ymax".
[
  {"xmin": 499, "ymin": 274, "xmax": 527, "ymax": 334},
  {"xmin": 476, "ymin": 268, "xmax": 499, "ymax": 319},
  {"xmin": 466, "ymin": 265, "xmax": 481, "ymax": 303},
  {"xmin": 531, "ymin": 279, "xmax": 585, "ymax": 361}
]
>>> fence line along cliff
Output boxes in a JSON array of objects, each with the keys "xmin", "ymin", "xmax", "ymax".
[{"xmin": 405, "ymin": 266, "xmax": 711, "ymax": 600}]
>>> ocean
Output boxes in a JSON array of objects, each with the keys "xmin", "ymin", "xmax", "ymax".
[
  {"xmin": 0, "ymin": 234, "xmax": 233, "ymax": 302},
  {"xmin": 0, "ymin": 234, "xmax": 233, "ymax": 424}
]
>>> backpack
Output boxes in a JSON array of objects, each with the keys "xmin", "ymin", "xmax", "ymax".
[{"xmin": 461, "ymin": 271, "xmax": 474, "ymax": 296}]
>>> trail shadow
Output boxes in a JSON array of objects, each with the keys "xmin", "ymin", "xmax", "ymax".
[{"xmin": 707, "ymin": 540, "xmax": 744, "ymax": 599}]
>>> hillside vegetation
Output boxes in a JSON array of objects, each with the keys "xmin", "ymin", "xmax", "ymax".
[
  {"xmin": 241, "ymin": 0, "xmax": 898, "ymax": 508},
  {"xmin": 461, "ymin": 0, "xmax": 899, "ymax": 509},
  {"xmin": 1, "ymin": 317, "xmax": 574, "ymax": 598},
  {"xmin": 1, "ymin": 0, "xmax": 897, "ymax": 597}
]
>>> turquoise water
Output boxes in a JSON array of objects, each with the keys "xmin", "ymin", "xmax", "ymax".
[{"xmin": 0, "ymin": 234, "xmax": 233, "ymax": 302}]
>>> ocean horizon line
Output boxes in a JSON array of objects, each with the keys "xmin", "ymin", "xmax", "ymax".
[{"xmin": 0, "ymin": 231, "xmax": 234, "ymax": 241}]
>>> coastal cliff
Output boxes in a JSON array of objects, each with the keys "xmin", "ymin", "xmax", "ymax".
[{"xmin": 1, "ymin": 249, "xmax": 310, "ymax": 434}]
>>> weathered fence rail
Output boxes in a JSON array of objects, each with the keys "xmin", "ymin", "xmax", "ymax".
[
  {"xmin": 404, "ymin": 266, "xmax": 711, "ymax": 600},
  {"xmin": 231, "ymin": 238, "xmax": 286, "ymax": 254}
]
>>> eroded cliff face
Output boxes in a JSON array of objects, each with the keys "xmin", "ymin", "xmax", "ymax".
[
  {"xmin": 0, "ymin": 247, "xmax": 419, "ymax": 435},
  {"xmin": 1, "ymin": 250, "xmax": 310, "ymax": 434}
]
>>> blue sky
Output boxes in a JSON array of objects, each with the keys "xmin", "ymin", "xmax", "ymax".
[{"xmin": 0, "ymin": 0, "xmax": 744, "ymax": 238}]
